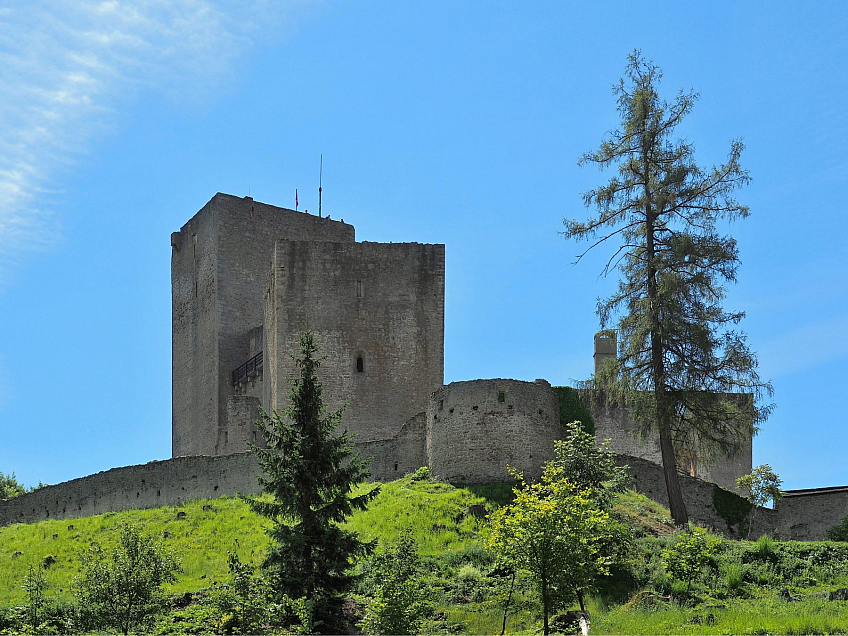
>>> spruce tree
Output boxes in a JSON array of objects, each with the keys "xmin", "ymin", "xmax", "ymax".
[
  {"xmin": 248, "ymin": 330, "xmax": 379, "ymax": 626},
  {"xmin": 563, "ymin": 51, "xmax": 773, "ymax": 525}
]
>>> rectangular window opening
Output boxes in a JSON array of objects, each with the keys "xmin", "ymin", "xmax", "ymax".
[{"xmin": 498, "ymin": 391, "xmax": 505, "ymax": 403}]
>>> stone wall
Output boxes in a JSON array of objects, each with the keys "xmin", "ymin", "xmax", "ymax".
[
  {"xmin": 0, "ymin": 454, "xmax": 263, "ymax": 527},
  {"xmin": 358, "ymin": 413, "xmax": 428, "ymax": 481},
  {"xmin": 172, "ymin": 194, "xmax": 355, "ymax": 458},
  {"xmin": 584, "ymin": 391, "xmax": 752, "ymax": 492},
  {"xmin": 264, "ymin": 239, "xmax": 445, "ymax": 442},
  {"xmin": 621, "ymin": 454, "xmax": 778, "ymax": 537},
  {"xmin": 1, "ymin": 445, "xmax": 839, "ymax": 541},
  {"xmin": 774, "ymin": 487, "xmax": 848, "ymax": 541},
  {"xmin": 224, "ymin": 395, "xmax": 263, "ymax": 454},
  {"xmin": 0, "ymin": 431, "xmax": 426, "ymax": 528},
  {"xmin": 426, "ymin": 379, "xmax": 563, "ymax": 483}
]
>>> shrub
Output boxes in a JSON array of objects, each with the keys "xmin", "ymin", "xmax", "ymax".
[
  {"xmin": 212, "ymin": 553, "xmax": 270, "ymax": 634},
  {"xmin": 661, "ymin": 528, "xmax": 722, "ymax": 595},
  {"xmin": 827, "ymin": 515, "xmax": 848, "ymax": 542},
  {"xmin": 754, "ymin": 534, "xmax": 776, "ymax": 559},
  {"xmin": 22, "ymin": 564, "xmax": 48, "ymax": 631},
  {"xmin": 359, "ymin": 533, "xmax": 430, "ymax": 635},
  {"xmin": 722, "ymin": 561, "xmax": 745, "ymax": 591},
  {"xmin": 409, "ymin": 466, "xmax": 433, "ymax": 482},
  {"xmin": 0, "ymin": 472, "xmax": 28, "ymax": 499},
  {"xmin": 74, "ymin": 524, "xmax": 181, "ymax": 635}
]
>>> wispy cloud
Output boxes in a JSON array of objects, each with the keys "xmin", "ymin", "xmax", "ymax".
[{"xmin": 0, "ymin": 0, "xmax": 307, "ymax": 282}]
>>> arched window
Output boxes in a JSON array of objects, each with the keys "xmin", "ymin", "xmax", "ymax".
[{"xmin": 356, "ymin": 356, "xmax": 364, "ymax": 373}]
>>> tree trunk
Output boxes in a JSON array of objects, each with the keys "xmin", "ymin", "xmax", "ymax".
[
  {"xmin": 643, "ymin": 135, "xmax": 688, "ymax": 527},
  {"xmin": 659, "ymin": 424, "xmax": 688, "ymax": 525},
  {"xmin": 501, "ymin": 570, "xmax": 516, "ymax": 636},
  {"xmin": 542, "ymin": 575, "xmax": 550, "ymax": 636}
]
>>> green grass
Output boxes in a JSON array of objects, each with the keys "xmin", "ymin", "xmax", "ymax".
[
  {"xmin": 343, "ymin": 475, "xmax": 496, "ymax": 556},
  {"xmin": 0, "ymin": 475, "xmax": 502, "ymax": 606},
  {"xmin": 2, "ymin": 476, "xmax": 848, "ymax": 635},
  {"xmin": 0, "ymin": 497, "xmax": 269, "ymax": 604},
  {"xmin": 612, "ymin": 488, "xmax": 676, "ymax": 537},
  {"xmin": 593, "ymin": 595, "xmax": 848, "ymax": 635}
]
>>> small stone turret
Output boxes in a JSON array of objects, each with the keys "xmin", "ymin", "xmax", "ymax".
[{"xmin": 593, "ymin": 330, "xmax": 617, "ymax": 375}]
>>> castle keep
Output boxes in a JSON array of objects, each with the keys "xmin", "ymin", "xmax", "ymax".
[
  {"xmin": 2, "ymin": 192, "xmax": 844, "ymax": 540},
  {"xmin": 171, "ymin": 193, "xmax": 444, "ymax": 458}
]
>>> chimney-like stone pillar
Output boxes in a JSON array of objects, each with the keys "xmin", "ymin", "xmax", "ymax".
[{"xmin": 593, "ymin": 331, "xmax": 617, "ymax": 375}]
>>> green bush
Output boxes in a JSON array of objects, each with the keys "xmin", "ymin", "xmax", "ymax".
[
  {"xmin": 661, "ymin": 528, "xmax": 722, "ymax": 595},
  {"xmin": 827, "ymin": 515, "xmax": 848, "ymax": 542},
  {"xmin": 722, "ymin": 561, "xmax": 745, "ymax": 591},
  {"xmin": 74, "ymin": 524, "xmax": 181, "ymax": 635},
  {"xmin": 754, "ymin": 534, "xmax": 776, "ymax": 560},
  {"xmin": 359, "ymin": 534, "xmax": 430, "ymax": 635},
  {"xmin": 0, "ymin": 472, "xmax": 28, "ymax": 499},
  {"xmin": 409, "ymin": 466, "xmax": 432, "ymax": 482}
]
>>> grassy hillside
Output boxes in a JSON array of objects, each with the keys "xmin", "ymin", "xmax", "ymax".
[
  {"xmin": 0, "ymin": 497, "xmax": 269, "ymax": 605},
  {"xmin": 0, "ymin": 474, "xmax": 500, "ymax": 606},
  {"xmin": 2, "ymin": 475, "xmax": 848, "ymax": 634}
]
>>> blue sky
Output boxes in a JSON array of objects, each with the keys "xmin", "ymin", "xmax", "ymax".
[{"xmin": 1, "ymin": 1, "xmax": 846, "ymax": 492}]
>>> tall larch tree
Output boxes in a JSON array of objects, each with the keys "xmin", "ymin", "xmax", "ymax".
[{"xmin": 563, "ymin": 51, "xmax": 773, "ymax": 525}]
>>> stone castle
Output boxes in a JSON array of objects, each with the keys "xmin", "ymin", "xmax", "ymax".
[
  {"xmin": 169, "ymin": 193, "xmax": 748, "ymax": 488},
  {"xmin": 1, "ymin": 193, "xmax": 845, "ymax": 540}
]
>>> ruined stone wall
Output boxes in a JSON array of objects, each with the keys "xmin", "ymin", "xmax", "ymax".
[
  {"xmin": 426, "ymin": 379, "xmax": 562, "ymax": 483},
  {"xmin": 172, "ymin": 193, "xmax": 354, "ymax": 458},
  {"xmin": 584, "ymin": 391, "xmax": 752, "ymax": 492},
  {"xmin": 774, "ymin": 487, "xmax": 848, "ymax": 541},
  {"xmin": 264, "ymin": 240, "xmax": 445, "ymax": 442},
  {"xmin": 0, "ymin": 431, "xmax": 423, "ymax": 527},
  {"xmin": 0, "ymin": 454, "xmax": 263, "ymax": 527},
  {"xmin": 1, "ymin": 445, "xmax": 838, "ymax": 541},
  {"xmin": 622, "ymin": 454, "xmax": 780, "ymax": 538},
  {"xmin": 358, "ymin": 413, "xmax": 428, "ymax": 481}
]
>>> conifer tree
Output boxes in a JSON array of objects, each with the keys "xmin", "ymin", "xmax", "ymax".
[
  {"xmin": 248, "ymin": 330, "xmax": 378, "ymax": 627},
  {"xmin": 563, "ymin": 51, "xmax": 772, "ymax": 525}
]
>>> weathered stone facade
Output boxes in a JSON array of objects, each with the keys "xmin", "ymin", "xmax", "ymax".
[
  {"xmin": 171, "ymin": 194, "xmax": 356, "ymax": 458},
  {"xmin": 773, "ymin": 486, "xmax": 848, "ymax": 541},
  {"xmin": 171, "ymin": 193, "xmax": 443, "ymax": 457},
  {"xmin": 263, "ymin": 239, "xmax": 445, "ymax": 442},
  {"xmin": 427, "ymin": 379, "xmax": 562, "ymax": 483}
]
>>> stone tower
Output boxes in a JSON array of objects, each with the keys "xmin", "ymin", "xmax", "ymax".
[
  {"xmin": 593, "ymin": 330, "xmax": 617, "ymax": 375},
  {"xmin": 171, "ymin": 193, "xmax": 445, "ymax": 458}
]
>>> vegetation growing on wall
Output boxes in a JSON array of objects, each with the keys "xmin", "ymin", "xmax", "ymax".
[
  {"xmin": 712, "ymin": 485, "xmax": 752, "ymax": 537},
  {"xmin": 552, "ymin": 386, "xmax": 595, "ymax": 435},
  {"xmin": 828, "ymin": 515, "xmax": 848, "ymax": 542}
]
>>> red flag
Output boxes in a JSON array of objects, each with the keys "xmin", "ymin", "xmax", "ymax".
[{"xmin": 295, "ymin": 189, "xmax": 299, "ymax": 210}]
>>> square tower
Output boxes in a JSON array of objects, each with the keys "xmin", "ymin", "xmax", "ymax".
[
  {"xmin": 263, "ymin": 239, "xmax": 445, "ymax": 442},
  {"xmin": 171, "ymin": 194, "xmax": 355, "ymax": 457}
]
